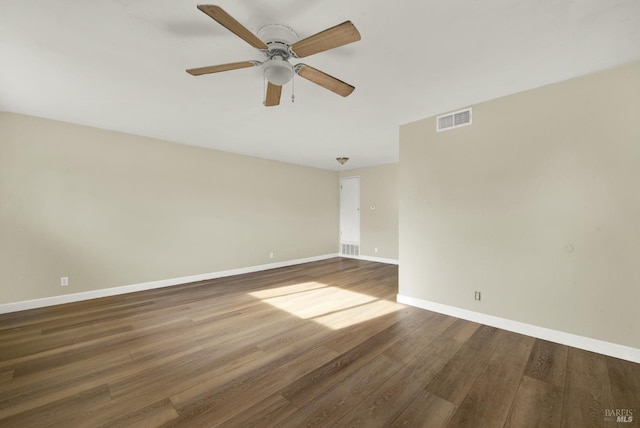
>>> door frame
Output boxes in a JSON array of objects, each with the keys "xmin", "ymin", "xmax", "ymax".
[{"xmin": 339, "ymin": 176, "xmax": 360, "ymax": 256}]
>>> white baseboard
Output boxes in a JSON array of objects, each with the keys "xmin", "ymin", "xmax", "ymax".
[
  {"xmin": 0, "ymin": 254, "xmax": 339, "ymax": 315},
  {"xmin": 397, "ymin": 294, "xmax": 640, "ymax": 364},
  {"xmin": 340, "ymin": 254, "xmax": 399, "ymax": 265}
]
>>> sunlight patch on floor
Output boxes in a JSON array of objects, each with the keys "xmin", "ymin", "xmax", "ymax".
[
  {"xmin": 249, "ymin": 282, "xmax": 403, "ymax": 330},
  {"xmin": 249, "ymin": 281, "xmax": 330, "ymax": 300}
]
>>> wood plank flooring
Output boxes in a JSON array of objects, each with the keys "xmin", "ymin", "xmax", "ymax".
[{"xmin": 0, "ymin": 258, "xmax": 638, "ymax": 427}]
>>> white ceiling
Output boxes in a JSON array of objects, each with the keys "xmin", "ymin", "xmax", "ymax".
[{"xmin": 1, "ymin": 1, "xmax": 639, "ymax": 170}]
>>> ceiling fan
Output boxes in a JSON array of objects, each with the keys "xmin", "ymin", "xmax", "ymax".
[{"xmin": 186, "ymin": 5, "xmax": 361, "ymax": 107}]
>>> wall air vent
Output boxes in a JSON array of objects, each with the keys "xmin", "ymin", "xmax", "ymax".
[
  {"xmin": 437, "ymin": 107, "xmax": 472, "ymax": 132},
  {"xmin": 341, "ymin": 243, "xmax": 360, "ymax": 257}
]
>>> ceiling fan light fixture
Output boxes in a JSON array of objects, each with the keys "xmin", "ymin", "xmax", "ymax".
[
  {"xmin": 187, "ymin": 7, "xmax": 361, "ymax": 107},
  {"xmin": 263, "ymin": 57, "xmax": 293, "ymax": 86}
]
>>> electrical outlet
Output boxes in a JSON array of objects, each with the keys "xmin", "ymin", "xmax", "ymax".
[
  {"xmin": 374, "ymin": 247, "xmax": 378, "ymax": 253},
  {"xmin": 474, "ymin": 291, "xmax": 481, "ymax": 301},
  {"xmin": 61, "ymin": 277, "xmax": 69, "ymax": 287},
  {"xmin": 269, "ymin": 252, "xmax": 274, "ymax": 259}
]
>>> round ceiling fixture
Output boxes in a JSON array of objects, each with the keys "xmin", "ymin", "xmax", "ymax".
[
  {"xmin": 336, "ymin": 157, "xmax": 349, "ymax": 165},
  {"xmin": 263, "ymin": 57, "xmax": 293, "ymax": 85}
]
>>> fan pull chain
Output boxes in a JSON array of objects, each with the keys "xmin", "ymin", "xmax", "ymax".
[
  {"xmin": 262, "ymin": 76, "xmax": 266, "ymax": 105},
  {"xmin": 291, "ymin": 68, "xmax": 295, "ymax": 103}
]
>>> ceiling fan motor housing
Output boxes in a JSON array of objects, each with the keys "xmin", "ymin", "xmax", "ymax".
[
  {"xmin": 257, "ymin": 24, "xmax": 299, "ymax": 53},
  {"xmin": 258, "ymin": 24, "xmax": 299, "ymax": 85}
]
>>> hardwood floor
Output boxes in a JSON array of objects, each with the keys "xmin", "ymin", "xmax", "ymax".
[{"xmin": 0, "ymin": 258, "xmax": 638, "ymax": 427}]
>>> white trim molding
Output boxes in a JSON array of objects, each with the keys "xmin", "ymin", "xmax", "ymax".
[
  {"xmin": 0, "ymin": 254, "xmax": 339, "ymax": 315},
  {"xmin": 340, "ymin": 254, "xmax": 399, "ymax": 265},
  {"xmin": 397, "ymin": 294, "xmax": 640, "ymax": 364}
]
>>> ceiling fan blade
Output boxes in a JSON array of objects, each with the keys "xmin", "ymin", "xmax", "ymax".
[
  {"xmin": 295, "ymin": 64, "xmax": 355, "ymax": 97},
  {"xmin": 291, "ymin": 21, "xmax": 361, "ymax": 58},
  {"xmin": 197, "ymin": 5, "xmax": 268, "ymax": 50},
  {"xmin": 264, "ymin": 82, "xmax": 282, "ymax": 107},
  {"xmin": 186, "ymin": 61, "xmax": 258, "ymax": 76}
]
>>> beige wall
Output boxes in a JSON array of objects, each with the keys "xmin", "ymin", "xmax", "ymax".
[
  {"xmin": 0, "ymin": 112, "xmax": 339, "ymax": 305},
  {"xmin": 340, "ymin": 163, "xmax": 398, "ymax": 261},
  {"xmin": 399, "ymin": 62, "xmax": 640, "ymax": 349}
]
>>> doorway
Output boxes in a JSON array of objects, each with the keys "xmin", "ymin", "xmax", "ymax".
[{"xmin": 340, "ymin": 176, "xmax": 360, "ymax": 256}]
